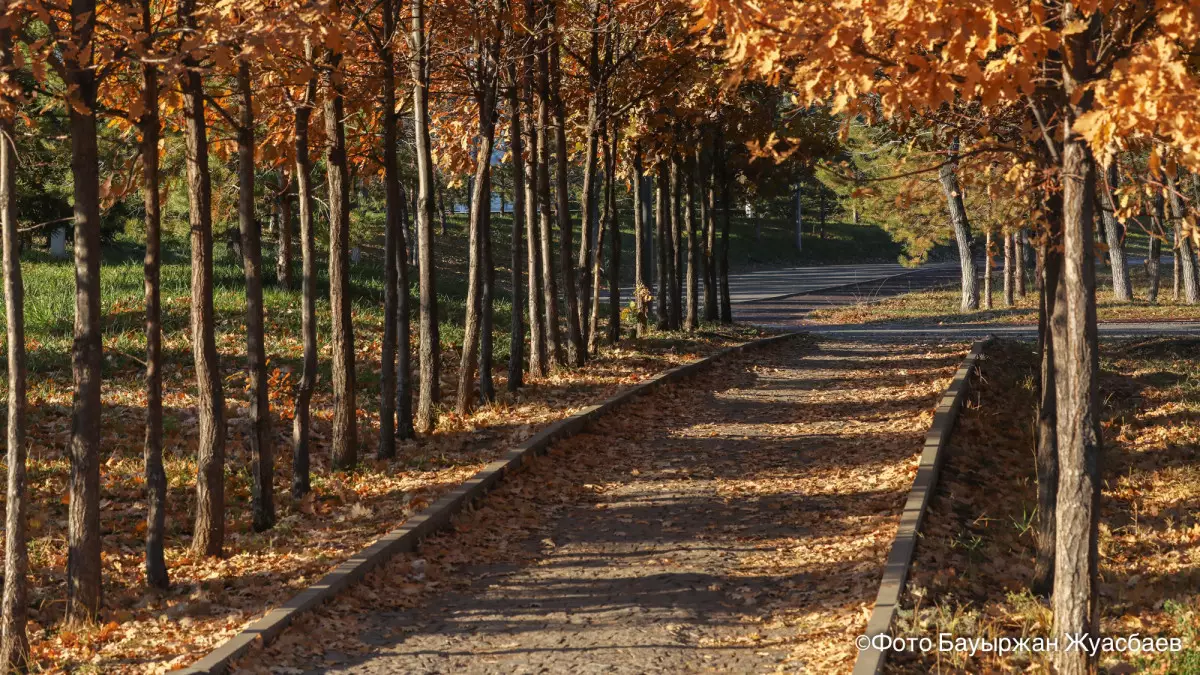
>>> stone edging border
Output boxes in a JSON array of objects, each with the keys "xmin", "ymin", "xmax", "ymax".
[
  {"xmin": 179, "ymin": 330, "xmax": 805, "ymax": 674},
  {"xmin": 850, "ymin": 337, "xmax": 990, "ymax": 675}
]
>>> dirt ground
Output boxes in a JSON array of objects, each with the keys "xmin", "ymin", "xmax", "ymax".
[{"xmin": 250, "ymin": 337, "xmax": 968, "ymax": 674}]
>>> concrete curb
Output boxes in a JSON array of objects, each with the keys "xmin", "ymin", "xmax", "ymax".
[
  {"xmin": 850, "ymin": 337, "xmax": 990, "ymax": 675},
  {"xmin": 179, "ymin": 331, "xmax": 805, "ymax": 674}
]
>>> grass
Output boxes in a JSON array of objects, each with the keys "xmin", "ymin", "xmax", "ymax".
[
  {"xmin": 887, "ymin": 339, "xmax": 1200, "ymax": 673},
  {"xmin": 808, "ymin": 261, "xmax": 1200, "ymax": 326}
]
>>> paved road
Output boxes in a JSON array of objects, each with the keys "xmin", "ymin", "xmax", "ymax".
[
  {"xmin": 262, "ymin": 338, "xmax": 968, "ymax": 674},
  {"xmin": 605, "ymin": 261, "xmax": 960, "ymax": 306}
]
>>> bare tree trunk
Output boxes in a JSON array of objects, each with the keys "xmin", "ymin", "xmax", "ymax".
[
  {"xmin": 1003, "ymin": 229, "xmax": 1015, "ymax": 307},
  {"xmin": 576, "ymin": 10, "xmax": 601, "ymax": 347},
  {"xmin": 378, "ymin": 10, "xmax": 402, "ymax": 457},
  {"xmin": 1052, "ymin": 82, "xmax": 1102, "ymax": 675},
  {"xmin": 655, "ymin": 161, "xmax": 669, "ymax": 330},
  {"xmin": 237, "ymin": 59, "xmax": 274, "ymax": 531},
  {"xmin": 718, "ymin": 133, "xmax": 732, "ymax": 323},
  {"xmin": 139, "ymin": 20, "xmax": 168, "ymax": 588},
  {"xmin": 549, "ymin": 0, "xmax": 585, "ymax": 366},
  {"xmin": 684, "ymin": 155, "xmax": 698, "ymax": 332},
  {"xmin": 396, "ymin": 184, "xmax": 414, "ymax": 440},
  {"xmin": 292, "ymin": 62, "xmax": 317, "ymax": 496},
  {"xmin": 324, "ymin": 45, "xmax": 357, "ymax": 467},
  {"xmin": 632, "ymin": 145, "xmax": 649, "ymax": 337},
  {"xmin": 1167, "ymin": 175, "xmax": 1199, "ymax": 304},
  {"xmin": 411, "ymin": 0, "xmax": 441, "ymax": 431},
  {"xmin": 606, "ymin": 125, "xmax": 621, "ymax": 345},
  {"xmin": 521, "ymin": 18, "xmax": 546, "ymax": 377},
  {"xmin": 0, "ymin": 26, "xmax": 29, "ymax": 662},
  {"xmin": 1015, "ymin": 228, "xmax": 1027, "ymax": 298},
  {"xmin": 1101, "ymin": 161, "xmax": 1132, "ymax": 301},
  {"xmin": 535, "ymin": 1, "xmax": 561, "ymax": 368},
  {"xmin": 669, "ymin": 155, "xmax": 683, "ymax": 329},
  {"xmin": 277, "ymin": 172, "xmax": 293, "ymax": 290},
  {"xmin": 181, "ymin": 0, "xmax": 225, "ymax": 558},
  {"xmin": 983, "ymin": 229, "xmax": 993, "ymax": 310},
  {"xmin": 1033, "ymin": 195, "xmax": 1062, "ymax": 597},
  {"xmin": 508, "ymin": 63, "xmax": 526, "ymax": 391},
  {"xmin": 1148, "ymin": 191, "xmax": 1164, "ymax": 303},
  {"xmin": 939, "ymin": 141, "xmax": 979, "ymax": 311},
  {"xmin": 457, "ymin": 56, "xmax": 498, "ymax": 414},
  {"xmin": 1174, "ymin": 224, "xmax": 1181, "ymax": 301},
  {"xmin": 702, "ymin": 141, "xmax": 717, "ymax": 322}
]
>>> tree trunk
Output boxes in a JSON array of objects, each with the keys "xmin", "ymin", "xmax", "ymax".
[
  {"xmin": 237, "ymin": 60, "xmax": 274, "ymax": 531},
  {"xmin": 292, "ymin": 62, "xmax": 318, "ymax": 496},
  {"xmin": 378, "ymin": 16, "xmax": 402, "ymax": 458},
  {"xmin": 702, "ymin": 142, "xmax": 717, "ymax": 322},
  {"xmin": 684, "ymin": 155, "xmax": 698, "ymax": 332},
  {"xmin": 606, "ymin": 125, "xmax": 621, "ymax": 345},
  {"xmin": 1015, "ymin": 228, "xmax": 1027, "ymax": 298},
  {"xmin": 181, "ymin": 0, "xmax": 226, "ymax": 558},
  {"xmin": 521, "ymin": 19, "xmax": 546, "ymax": 377},
  {"xmin": 938, "ymin": 144, "xmax": 979, "ymax": 311},
  {"xmin": 66, "ymin": 0, "xmax": 104, "ymax": 622},
  {"xmin": 983, "ymin": 229, "xmax": 993, "ymax": 310},
  {"xmin": 457, "ymin": 59, "xmax": 498, "ymax": 414},
  {"xmin": 1167, "ymin": 175, "xmax": 1199, "ymax": 304},
  {"xmin": 535, "ymin": 2, "xmax": 561, "ymax": 368},
  {"xmin": 1052, "ymin": 95, "xmax": 1102, "ymax": 675},
  {"xmin": 508, "ymin": 63, "xmax": 527, "ymax": 391},
  {"xmin": 140, "ymin": 24, "xmax": 168, "ymax": 589},
  {"xmin": 0, "ymin": 24, "xmax": 29, "ymax": 662},
  {"xmin": 1033, "ymin": 195, "xmax": 1062, "ymax": 598},
  {"xmin": 794, "ymin": 184, "xmax": 803, "ymax": 251},
  {"xmin": 669, "ymin": 155, "xmax": 683, "ymax": 329},
  {"xmin": 1003, "ymin": 229, "xmax": 1015, "ymax": 307},
  {"xmin": 277, "ymin": 172, "xmax": 293, "ymax": 290},
  {"xmin": 1148, "ymin": 191, "xmax": 1164, "ymax": 303},
  {"xmin": 437, "ymin": 175, "xmax": 448, "ymax": 236},
  {"xmin": 655, "ymin": 161, "xmax": 670, "ymax": 330},
  {"xmin": 396, "ymin": 184, "xmax": 414, "ymax": 440},
  {"xmin": 412, "ymin": 0, "xmax": 441, "ymax": 431},
  {"xmin": 549, "ymin": 0, "xmax": 585, "ymax": 366},
  {"xmin": 1101, "ymin": 161, "xmax": 1132, "ymax": 301},
  {"xmin": 718, "ymin": 134, "xmax": 732, "ymax": 323},
  {"xmin": 1173, "ymin": 225, "xmax": 1181, "ymax": 302},
  {"xmin": 324, "ymin": 46, "xmax": 357, "ymax": 467},
  {"xmin": 576, "ymin": 9, "xmax": 601, "ymax": 347},
  {"xmin": 632, "ymin": 145, "xmax": 649, "ymax": 337}
]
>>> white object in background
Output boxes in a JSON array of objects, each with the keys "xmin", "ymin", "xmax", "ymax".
[
  {"xmin": 51, "ymin": 226, "xmax": 68, "ymax": 259},
  {"xmin": 351, "ymin": 246, "xmax": 361, "ymax": 264}
]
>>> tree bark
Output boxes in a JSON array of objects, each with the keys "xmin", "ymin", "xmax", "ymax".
[
  {"xmin": 632, "ymin": 145, "xmax": 649, "ymax": 337},
  {"xmin": 983, "ymin": 229, "xmax": 993, "ymax": 310},
  {"xmin": 1052, "ymin": 88, "xmax": 1102, "ymax": 675},
  {"xmin": 1003, "ymin": 229, "xmax": 1015, "ymax": 307},
  {"xmin": 396, "ymin": 183, "xmax": 414, "ymax": 440},
  {"xmin": 549, "ymin": 0, "xmax": 585, "ymax": 366},
  {"xmin": 718, "ymin": 134, "xmax": 732, "ymax": 323},
  {"xmin": 606, "ymin": 125, "xmax": 621, "ymax": 345},
  {"xmin": 684, "ymin": 154, "xmax": 698, "ymax": 332},
  {"xmin": 181, "ymin": 0, "xmax": 226, "ymax": 559},
  {"xmin": 411, "ymin": 0, "xmax": 441, "ymax": 431},
  {"xmin": 457, "ymin": 43, "xmax": 498, "ymax": 414},
  {"xmin": 702, "ymin": 142, "xmax": 717, "ymax": 322},
  {"xmin": 140, "ymin": 17, "xmax": 168, "ymax": 588},
  {"xmin": 237, "ymin": 59, "xmax": 274, "ymax": 531},
  {"xmin": 324, "ymin": 45, "xmax": 357, "ymax": 467},
  {"xmin": 292, "ymin": 60, "xmax": 317, "ymax": 496},
  {"xmin": 1015, "ymin": 228, "xmax": 1027, "ymax": 299},
  {"xmin": 1101, "ymin": 161, "xmax": 1132, "ymax": 301},
  {"xmin": 1148, "ymin": 191, "xmax": 1164, "ymax": 303},
  {"xmin": 668, "ymin": 155, "xmax": 683, "ymax": 329},
  {"xmin": 508, "ymin": 63, "xmax": 526, "ymax": 391},
  {"xmin": 575, "ymin": 2, "xmax": 601, "ymax": 346},
  {"xmin": 534, "ymin": 0, "xmax": 561, "ymax": 368},
  {"xmin": 0, "ymin": 23, "xmax": 29, "ymax": 662},
  {"xmin": 655, "ymin": 161, "xmax": 670, "ymax": 330},
  {"xmin": 1166, "ymin": 175, "xmax": 1199, "ymax": 304},
  {"xmin": 1033, "ymin": 195, "xmax": 1062, "ymax": 598},
  {"xmin": 939, "ymin": 142, "xmax": 979, "ymax": 311},
  {"xmin": 378, "ymin": 7, "xmax": 402, "ymax": 457},
  {"xmin": 521, "ymin": 17, "xmax": 546, "ymax": 377},
  {"xmin": 277, "ymin": 172, "xmax": 293, "ymax": 290}
]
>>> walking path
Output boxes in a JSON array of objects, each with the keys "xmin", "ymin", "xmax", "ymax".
[{"xmin": 259, "ymin": 338, "xmax": 967, "ymax": 674}]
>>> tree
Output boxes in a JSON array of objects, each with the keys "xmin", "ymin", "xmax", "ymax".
[
  {"xmin": 291, "ymin": 42, "xmax": 318, "ymax": 497},
  {"xmin": 548, "ymin": 0, "xmax": 584, "ymax": 366},
  {"xmin": 410, "ymin": 0, "xmax": 440, "ymax": 431},
  {"xmin": 1101, "ymin": 161, "xmax": 1132, "ymax": 301},
  {"xmin": 66, "ymin": 0, "xmax": 105, "ymax": 619},
  {"xmin": 0, "ymin": 9, "xmax": 29, "ymax": 663}
]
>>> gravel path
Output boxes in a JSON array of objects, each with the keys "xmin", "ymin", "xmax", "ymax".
[{"xmin": 257, "ymin": 338, "xmax": 967, "ymax": 675}]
